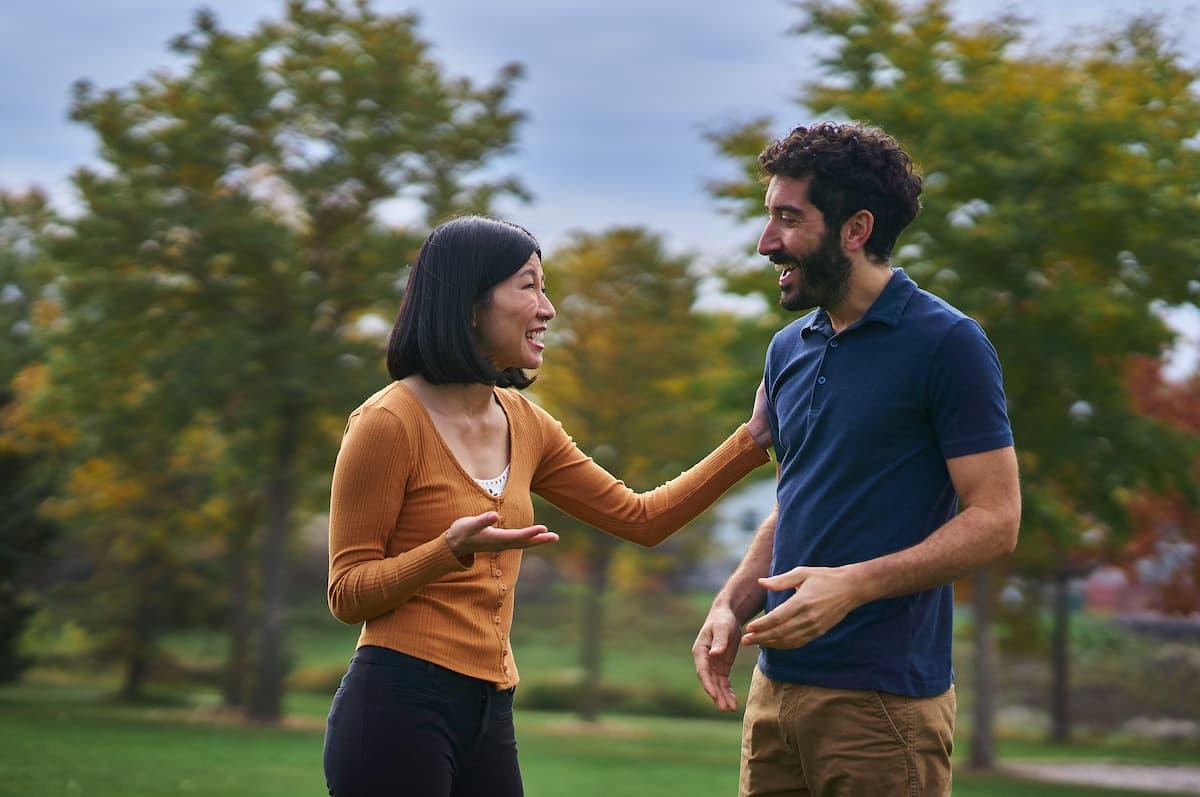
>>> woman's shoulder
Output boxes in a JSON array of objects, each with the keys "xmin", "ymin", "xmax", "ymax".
[
  {"xmin": 351, "ymin": 382, "xmax": 424, "ymax": 427},
  {"xmin": 495, "ymin": 386, "xmax": 553, "ymax": 425}
]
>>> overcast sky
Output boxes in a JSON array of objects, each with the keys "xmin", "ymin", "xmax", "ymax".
[{"xmin": 2, "ymin": 0, "xmax": 1197, "ymax": 368}]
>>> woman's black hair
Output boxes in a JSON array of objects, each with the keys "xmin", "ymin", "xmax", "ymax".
[{"xmin": 387, "ymin": 215, "xmax": 541, "ymax": 389}]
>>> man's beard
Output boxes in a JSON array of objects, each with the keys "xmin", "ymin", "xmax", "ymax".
[{"xmin": 771, "ymin": 229, "xmax": 852, "ymax": 312}]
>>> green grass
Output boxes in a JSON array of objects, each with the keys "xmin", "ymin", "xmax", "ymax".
[{"xmin": 1, "ymin": 684, "xmax": 1195, "ymax": 797}]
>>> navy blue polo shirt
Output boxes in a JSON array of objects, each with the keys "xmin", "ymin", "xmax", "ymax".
[{"xmin": 760, "ymin": 268, "xmax": 1012, "ymax": 697}]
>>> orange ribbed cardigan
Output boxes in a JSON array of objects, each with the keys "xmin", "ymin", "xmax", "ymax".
[{"xmin": 327, "ymin": 381, "xmax": 769, "ymax": 689}]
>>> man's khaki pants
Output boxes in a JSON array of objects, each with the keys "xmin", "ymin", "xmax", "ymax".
[{"xmin": 739, "ymin": 668, "xmax": 955, "ymax": 797}]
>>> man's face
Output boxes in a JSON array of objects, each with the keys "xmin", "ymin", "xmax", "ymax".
[{"xmin": 758, "ymin": 176, "xmax": 852, "ymax": 312}]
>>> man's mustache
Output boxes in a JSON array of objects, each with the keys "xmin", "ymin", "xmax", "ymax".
[{"xmin": 768, "ymin": 251, "xmax": 800, "ymax": 273}]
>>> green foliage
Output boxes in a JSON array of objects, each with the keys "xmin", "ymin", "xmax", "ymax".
[
  {"xmin": 535, "ymin": 227, "xmax": 749, "ymax": 575},
  {"xmin": 0, "ymin": 191, "xmax": 64, "ymax": 683},
  {"xmin": 21, "ymin": 0, "xmax": 529, "ymax": 718},
  {"xmin": 707, "ymin": 0, "xmax": 1200, "ymax": 565}
]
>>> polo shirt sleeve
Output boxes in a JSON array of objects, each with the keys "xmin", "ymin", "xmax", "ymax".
[{"xmin": 927, "ymin": 318, "xmax": 1014, "ymax": 460}]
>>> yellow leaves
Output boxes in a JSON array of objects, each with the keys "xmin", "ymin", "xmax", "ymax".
[
  {"xmin": 44, "ymin": 457, "xmax": 145, "ymax": 521},
  {"xmin": 0, "ymin": 363, "xmax": 77, "ymax": 453},
  {"xmin": 30, "ymin": 298, "xmax": 61, "ymax": 329}
]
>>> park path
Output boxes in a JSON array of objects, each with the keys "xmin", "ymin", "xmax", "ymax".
[{"xmin": 1004, "ymin": 762, "xmax": 1200, "ymax": 795}]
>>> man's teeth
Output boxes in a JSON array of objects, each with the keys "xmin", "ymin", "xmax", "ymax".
[{"xmin": 526, "ymin": 331, "xmax": 544, "ymax": 342}]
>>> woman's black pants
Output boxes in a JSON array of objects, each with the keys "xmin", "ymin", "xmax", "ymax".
[{"xmin": 323, "ymin": 646, "xmax": 523, "ymax": 797}]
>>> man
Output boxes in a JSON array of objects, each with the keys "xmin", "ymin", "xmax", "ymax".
[{"xmin": 693, "ymin": 122, "xmax": 1020, "ymax": 797}]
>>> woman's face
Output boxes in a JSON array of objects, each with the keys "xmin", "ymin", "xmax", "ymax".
[{"xmin": 474, "ymin": 253, "xmax": 556, "ymax": 371}]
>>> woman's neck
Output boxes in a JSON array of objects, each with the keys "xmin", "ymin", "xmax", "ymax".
[{"xmin": 402, "ymin": 374, "xmax": 496, "ymax": 419}]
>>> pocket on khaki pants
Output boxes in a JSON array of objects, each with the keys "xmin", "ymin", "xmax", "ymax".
[{"xmin": 873, "ymin": 686, "xmax": 955, "ymax": 797}]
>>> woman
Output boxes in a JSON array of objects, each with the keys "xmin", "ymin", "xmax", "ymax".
[{"xmin": 323, "ymin": 215, "xmax": 771, "ymax": 796}]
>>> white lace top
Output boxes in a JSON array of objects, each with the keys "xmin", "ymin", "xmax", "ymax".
[{"xmin": 474, "ymin": 464, "xmax": 510, "ymax": 498}]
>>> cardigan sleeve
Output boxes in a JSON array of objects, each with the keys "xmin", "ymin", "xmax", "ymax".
[
  {"xmin": 327, "ymin": 404, "xmax": 468, "ymax": 624},
  {"xmin": 528, "ymin": 403, "xmax": 769, "ymax": 546}
]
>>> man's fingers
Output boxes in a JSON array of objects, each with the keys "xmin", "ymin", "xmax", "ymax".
[
  {"xmin": 743, "ymin": 610, "xmax": 782, "ymax": 636},
  {"xmin": 695, "ymin": 656, "xmax": 736, "ymax": 712},
  {"xmin": 758, "ymin": 566, "xmax": 812, "ymax": 590}
]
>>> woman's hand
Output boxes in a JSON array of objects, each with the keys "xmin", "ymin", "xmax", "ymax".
[
  {"xmin": 444, "ymin": 511, "xmax": 559, "ymax": 564},
  {"xmin": 747, "ymin": 380, "xmax": 773, "ymax": 451}
]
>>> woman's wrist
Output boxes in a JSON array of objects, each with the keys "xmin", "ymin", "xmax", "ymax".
[{"xmin": 443, "ymin": 528, "xmax": 472, "ymax": 565}]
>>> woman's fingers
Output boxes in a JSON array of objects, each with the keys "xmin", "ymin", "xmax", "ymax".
[
  {"xmin": 447, "ymin": 514, "xmax": 558, "ymax": 555},
  {"xmin": 487, "ymin": 525, "xmax": 558, "ymax": 549}
]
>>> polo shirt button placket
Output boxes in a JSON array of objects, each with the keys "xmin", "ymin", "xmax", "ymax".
[{"xmin": 817, "ymin": 376, "xmax": 827, "ymax": 385}]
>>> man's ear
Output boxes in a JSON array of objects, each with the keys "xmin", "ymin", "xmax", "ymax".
[{"xmin": 842, "ymin": 210, "xmax": 875, "ymax": 253}]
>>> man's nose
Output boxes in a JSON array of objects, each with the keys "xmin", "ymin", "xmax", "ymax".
[{"xmin": 758, "ymin": 221, "xmax": 779, "ymax": 256}]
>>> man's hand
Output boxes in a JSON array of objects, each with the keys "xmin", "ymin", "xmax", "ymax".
[
  {"xmin": 693, "ymin": 604, "xmax": 743, "ymax": 712},
  {"xmin": 741, "ymin": 565, "xmax": 862, "ymax": 649}
]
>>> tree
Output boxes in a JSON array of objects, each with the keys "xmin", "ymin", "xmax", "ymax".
[
  {"xmin": 1125, "ymin": 357, "xmax": 1200, "ymax": 614},
  {"xmin": 533, "ymin": 227, "xmax": 747, "ymax": 721},
  {"xmin": 33, "ymin": 0, "xmax": 528, "ymax": 720},
  {"xmin": 0, "ymin": 191, "xmax": 62, "ymax": 683},
  {"xmin": 707, "ymin": 0, "xmax": 1199, "ymax": 761}
]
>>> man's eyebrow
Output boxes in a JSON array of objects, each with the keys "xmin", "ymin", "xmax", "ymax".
[{"xmin": 769, "ymin": 204, "xmax": 807, "ymax": 216}]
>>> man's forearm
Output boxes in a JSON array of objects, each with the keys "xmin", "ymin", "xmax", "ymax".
[
  {"xmin": 849, "ymin": 503, "xmax": 1018, "ymax": 605},
  {"xmin": 714, "ymin": 507, "xmax": 776, "ymax": 623}
]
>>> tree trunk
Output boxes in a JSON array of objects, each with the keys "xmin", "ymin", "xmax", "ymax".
[
  {"xmin": 1049, "ymin": 569, "xmax": 1071, "ymax": 742},
  {"xmin": 247, "ymin": 421, "xmax": 297, "ymax": 722},
  {"xmin": 968, "ymin": 566, "xmax": 996, "ymax": 770},
  {"xmin": 119, "ymin": 593, "xmax": 154, "ymax": 702},
  {"xmin": 578, "ymin": 533, "xmax": 617, "ymax": 722},
  {"xmin": 222, "ymin": 527, "xmax": 252, "ymax": 709},
  {"xmin": 119, "ymin": 644, "xmax": 150, "ymax": 702}
]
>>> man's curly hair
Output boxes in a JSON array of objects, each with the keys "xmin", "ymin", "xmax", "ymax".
[{"xmin": 760, "ymin": 122, "xmax": 922, "ymax": 262}]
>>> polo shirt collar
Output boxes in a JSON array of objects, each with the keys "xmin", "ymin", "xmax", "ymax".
[
  {"xmin": 800, "ymin": 267, "xmax": 916, "ymax": 338},
  {"xmin": 861, "ymin": 268, "xmax": 917, "ymax": 328}
]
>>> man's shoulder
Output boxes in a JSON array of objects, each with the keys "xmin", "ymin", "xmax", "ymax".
[
  {"xmin": 903, "ymin": 283, "xmax": 975, "ymax": 337},
  {"xmin": 767, "ymin": 313, "xmax": 817, "ymax": 354}
]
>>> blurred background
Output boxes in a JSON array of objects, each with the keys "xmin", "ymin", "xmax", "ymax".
[{"xmin": 2, "ymin": 1, "xmax": 1199, "ymax": 795}]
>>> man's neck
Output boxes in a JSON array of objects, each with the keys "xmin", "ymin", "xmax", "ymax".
[{"xmin": 825, "ymin": 259, "xmax": 893, "ymax": 334}]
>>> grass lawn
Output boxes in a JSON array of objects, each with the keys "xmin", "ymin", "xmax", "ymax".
[{"xmin": 1, "ymin": 684, "xmax": 1194, "ymax": 797}]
